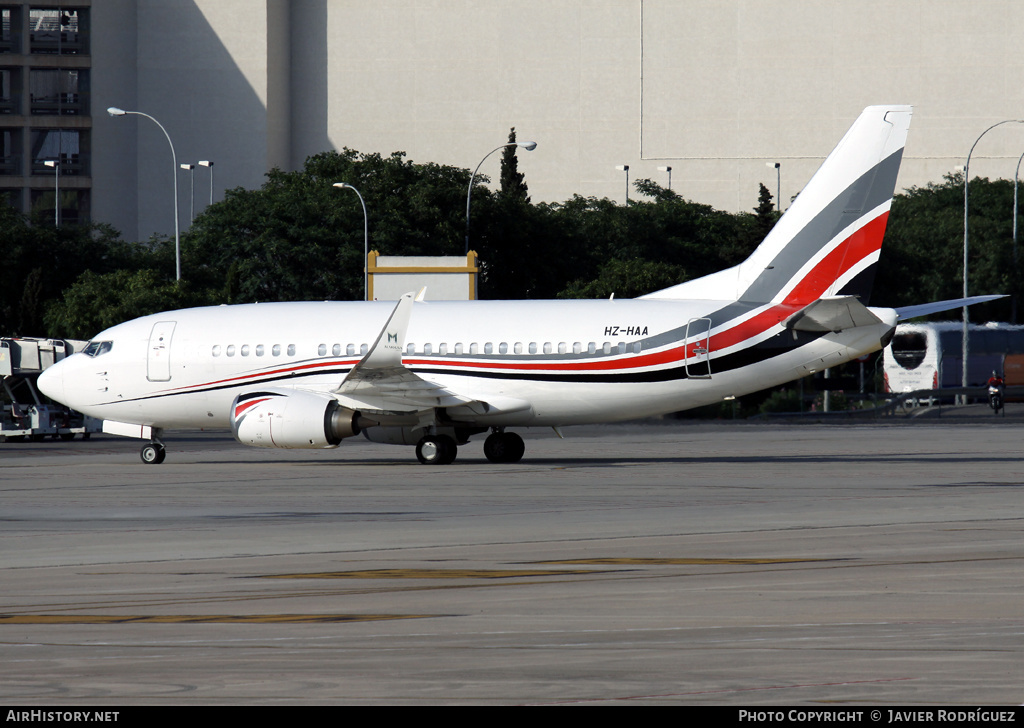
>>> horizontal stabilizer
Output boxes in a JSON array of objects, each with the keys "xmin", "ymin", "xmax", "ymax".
[
  {"xmin": 895, "ymin": 295, "xmax": 1006, "ymax": 321},
  {"xmin": 785, "ymin": 296, "xmax": 883, "ymax": 333}
]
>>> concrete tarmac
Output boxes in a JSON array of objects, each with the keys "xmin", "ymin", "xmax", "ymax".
[{"xmin": 2, "ymin": 416, "xmax": 1023, "ymax": 705}]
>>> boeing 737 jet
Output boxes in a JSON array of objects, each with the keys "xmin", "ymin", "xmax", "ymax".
[{"xmin": 37, "ymin": 105, "xmax": 995, "ymax": 465}]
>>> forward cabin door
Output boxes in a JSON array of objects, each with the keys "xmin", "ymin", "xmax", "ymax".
[{"xmin": 147, "ymin": 321, "xmax": 176, "ymax": 382}]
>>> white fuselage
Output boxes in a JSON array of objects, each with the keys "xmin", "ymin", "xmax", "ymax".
[{"xmin": 39, "ymin": 297, "xmax": 896, "ymax": 432}]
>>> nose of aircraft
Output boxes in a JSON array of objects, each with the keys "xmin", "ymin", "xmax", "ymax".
[{"xmin": 37, "ymin": 359, "xmax": 66, "ymax": 405}]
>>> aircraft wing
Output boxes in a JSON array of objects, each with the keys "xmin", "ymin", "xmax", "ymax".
[{"xmin": 329, "ymin": 292, "xmax": 478, "ymax": 415}]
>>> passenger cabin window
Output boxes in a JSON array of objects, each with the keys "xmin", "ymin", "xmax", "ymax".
[
  {"xmin": 360, "ymin": 344, "xmax": 368, "ymax": 355},
  {"xmin": 348, "ymin": 344, "xmax": 356, "ymax": 356},
  {"xmin": 287, "ymin": 344, "xmax": 295, "ymax": 356},
  {"xmin": 272, "ymin": 344, "xmax": 281, "ymax": 357},
  {"xmin": 318, "ymin": 344, "xmax": 327, "ymax": 356},
  {"xmin": 212, "ymin": 345, "xmax": 221, "ymax": 357},
  {"xmin": 226, "ymin": 345, "xmax": 236, "ymax": 357},
  {"xmin": 332, "ymin": 344, "xmax": 341, "ymax": 356},
  {"xmin": 256, "ymin": 344, "xmax": 265, "ymax": 357},
  {"xmin": 241, "ymin": 344, "xmax": 250, "ymax": 357}
]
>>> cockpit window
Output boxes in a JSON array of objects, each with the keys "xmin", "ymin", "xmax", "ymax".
[{"xmin": 82, "ymin": 340, "xmax": 113, "ymax": 357}]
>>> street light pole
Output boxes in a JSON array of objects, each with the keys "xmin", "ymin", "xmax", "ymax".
[
  {"xmin": 107, "ymin": 106, "xmax": 181, "ymax": 281},
  {"xmin": 615, "ymin": 165, "xmax": 630, "ymax": 202},
  {"xmin": 657, "ymin": 165, "xmax": 672, "ymax": 191},
  {"xmin": 198, "ymin": 160, "xmax": 214, "ymax": 206},
  {"xmin": 767, "ymin": 162, "xmax": 781, "ymax": 211},
  {"xmin": 1013, "ymin": 150, "xmax": 1024, "ymax": 324},
  {"xmin": 43, "ymin": 159, "xmax": 59, "ymax": 226},
  {"xmin": 961, "ymin": 119, "xmax": 1024, "ymax": 400},
  {"xmin": 333, "ymin": 182, "xmax": 369, "ymax": 301},
  {"xmin": 180, "ymin": 163, "xmax": 195, "ymax": 223},
  {"xmin": 465, "ymin": 141, "xmax": 537, "ymax": 255}
]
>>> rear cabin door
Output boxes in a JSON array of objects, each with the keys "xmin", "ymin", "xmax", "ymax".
[
  {"xmin": 147, "ymin": 321, "xmax": 176, "ymax": 382},
  {"xmin": 685, "ymin": 317, "xmax": 712, "ymax": 379}
]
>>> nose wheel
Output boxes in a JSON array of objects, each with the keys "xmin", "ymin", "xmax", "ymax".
[{"xmin": 140, "ymin": 441, "xmax": 166, "ymax": 465}]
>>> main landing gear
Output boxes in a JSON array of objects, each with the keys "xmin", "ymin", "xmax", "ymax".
[
  {"xmin": 483, "ymin": 430, "xmax": 525, "ymax": 464},
  {"xmin": 415, "ymin": 434, "xmax": 458, "ymax": 465},
  {"xmin": 413, "ymin": 428, "xmax": 526, "ymax": 465}
]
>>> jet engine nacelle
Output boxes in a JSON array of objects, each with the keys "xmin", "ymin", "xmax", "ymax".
[{"xmin": 231, "ymin": 388, "xmax": 364, "ymax": 449}]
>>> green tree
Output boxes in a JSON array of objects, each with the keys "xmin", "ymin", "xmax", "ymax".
[
  {"xmin": 559, "ymin": 258, "xmax": 688, "ymax": 299},
  {"xmin": 499, "ymin": 127, "xmax": 530, "ymax": 203},
  {"xmin": 876, "ymin": 174, "xmax": 1014, "ymax": 320},
  {"xmin": 0, "ymin": 200, "xmax": 139, "ymax": 337},
  {"xmin": 182, "ymin": 149, "xmax": 472, "ymax": 304},
  {"xmin": 44, "ymin": 269, "xmax": 210, "ymax": 340}
]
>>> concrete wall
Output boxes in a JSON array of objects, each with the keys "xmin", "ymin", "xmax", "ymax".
[{"xmin": 90, "ymin": 0, "xmax": 1024, "ymax": 240}]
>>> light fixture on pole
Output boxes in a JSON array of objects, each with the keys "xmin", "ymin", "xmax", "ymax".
[
  {"xmin": 108, "ymin": 106, "xmax": 181, "ymax": 281},
  {"xmin": 333, "ymin": 182, "xmax": 369, "ymax": 301},
  {"xmin": 198, "ymin": 160, "xmax": 214, "ymax": 205},
  {"xmin": 1013, "ymin": 150, "xmax": 1024, "ymax": 324},
  {"xmin": 43, "ymin": 159, "xmax": 59, "ymax": 226},
  {"xmin": 465, "ymin": 140, "xmax": 538, "ymax": 254},
  {"xmin": 657, "ymin": 165, "xmax": 672, "ymax": 191},
  {"xmin": 767, "ymin": 162, "xmax": 781, "ymax": 211},
  {"xmin": 615, "ymin": 165, "xmax": 630, "ymax": 202},
  {"xmin": 960, "ymin": 119, "xmax": 1024, "ymax": 400},
  {"xmin": 180, "ymin": 163, "xmax": 195, "ymax": 223}
]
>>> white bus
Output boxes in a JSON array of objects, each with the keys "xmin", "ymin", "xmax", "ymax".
[{"xmin": 883, "ymin": 321, "xmax": 1024, "ymax": 394}]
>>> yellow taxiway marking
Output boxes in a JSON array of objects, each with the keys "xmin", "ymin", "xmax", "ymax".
[
  {"xmin": 0, "ymin": 614, "xmax": 431, "ymax": 625},
  {"xmin": 261, "ymin": 568, "xmax": 600, "ymax": 580},
  {"xmin": 533, "ymin": 558, "xmax": 831, "ymax": 565}
]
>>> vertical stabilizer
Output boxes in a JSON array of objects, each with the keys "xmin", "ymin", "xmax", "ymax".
[{"xmin": 643, "ymin": 106, "xmax": 912, "ymax": 304}]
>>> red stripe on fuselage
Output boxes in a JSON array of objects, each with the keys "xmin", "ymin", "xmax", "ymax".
[{"xmin": 153, "ymin": 213, "xmax": 887, "ymax": 392}]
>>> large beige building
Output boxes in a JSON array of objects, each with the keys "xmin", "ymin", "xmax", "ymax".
[{"xmin": 4, "ymin": 1, "xmax": 1024, "ymax": 241}]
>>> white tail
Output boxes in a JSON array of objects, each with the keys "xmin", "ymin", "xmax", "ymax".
[{"xmin": 645, "ymin": 105, "xmax": 913, "ymax": 305}]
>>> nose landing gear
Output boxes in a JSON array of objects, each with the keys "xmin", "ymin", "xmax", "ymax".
[{"xmin": 140, "ymin": 430, "xmax": 166, "ymax": 464}]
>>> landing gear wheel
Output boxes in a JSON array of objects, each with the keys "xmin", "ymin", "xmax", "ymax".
[
  {"xmin": 416, "ymin": 435, "xmax": 457, "ymax": 465},
  {"xmin": 483, "ymin": 432, "xmax": 525, "ymax": 463},
  {"xmin": 140, "ymin": 442, "xmax": 166, "ymax": 465}
]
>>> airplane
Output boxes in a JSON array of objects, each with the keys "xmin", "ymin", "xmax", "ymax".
[{"xmin": 36, "ymin": 104, "xmax": 999, "ymax": 466}]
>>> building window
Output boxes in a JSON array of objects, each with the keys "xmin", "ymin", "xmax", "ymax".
[
  {"xmin": 29, "ymin": 188, "xmax": 88, "ymax": 226},
  {"xmin": 0, "ymin": 68, "xmax": 19, "ymax": 114},
  {"xmin": 30, "ymin": 68, "xmax": 87, "ymax": 115},
  {"xmin": 31, "ymin": 129, "xmax": 86, "ymax": 175},
  {"xmin": 29, "ymin": 8, "xmax": 87, "ymax": 55},
  {"xmin": 0, "ymin": 129, "xmax": 18, "ymax": 175}
]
